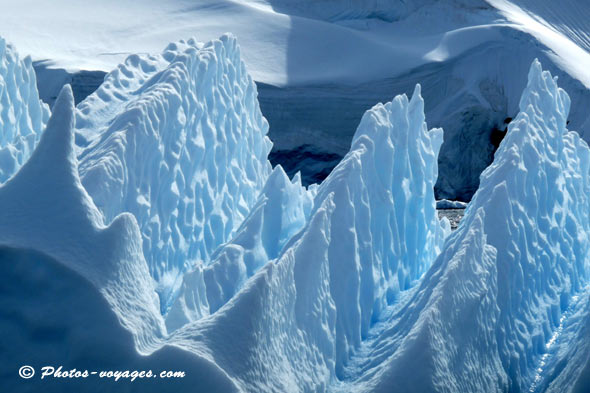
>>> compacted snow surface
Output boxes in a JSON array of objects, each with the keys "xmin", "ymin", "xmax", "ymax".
[{"xmin": 1, "ymin": 6, "xmax": 590, "ymax": 393}]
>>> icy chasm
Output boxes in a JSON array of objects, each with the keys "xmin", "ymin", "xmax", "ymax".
[
  {"xmin": 0, "ymin": 37, "xmax": 49, "ymax": 183},
  {"xmin": 75, "ymin": 35, "xmax": 273, "ymax": 310}
]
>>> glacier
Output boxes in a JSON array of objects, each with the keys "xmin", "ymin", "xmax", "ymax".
[
  {"xmin": 0, "ymin": 37, "xmax": 49, "ymax": 183},
  {"xmin": 1, "ymin": 32, "xmax": 590, "ymax": 393}
]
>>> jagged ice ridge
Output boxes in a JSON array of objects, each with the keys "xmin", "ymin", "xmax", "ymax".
[{"xmin": 0, "ymin": 33, "xmax": 589, "ymax": 393}]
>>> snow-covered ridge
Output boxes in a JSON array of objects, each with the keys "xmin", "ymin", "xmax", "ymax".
[
  {"xmin": 76, "ymin": 34, "xmax": 273, "ymax": 311},
  {"xmin": 0, "ymin": 85, "xmax": 165, "ymax": 353},
  {"xmin": 0, "ymin": 37, "xmax": 49, "ymax": 183}
]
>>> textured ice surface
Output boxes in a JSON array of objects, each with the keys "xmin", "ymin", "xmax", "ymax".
[
  {"xmin": 336, "ymin": 60, "xmax": 590, "ymax": 393},
  {"xmin": 3, "ymin": 31, "xmax": 590, "ymax": 393},
  {"xmin": 0, "ymin": 37, "xmax": 49, "ymax": 183},
  {"xmin": 1, "ymin": 37, "xmax": 449, "ymax": 392},
  {"xmin": 0, "ymin": 85, "xmax": 243, "ymax": 393},
  {"xmin": 165, "ymin": 165, "xmax": 315, "ymax": 330},
  {"xmin": 166, "ymin": 84, "xmax": 449, "ymax": 391},
  {"xmin": 76, "ymin": 35, "xmax": 273, "ymax": 310},
  {"xmin": 0, "ymin": 85, "xmax": 165, "ymax": 353},
  {"xmin": 309, "ymin": 85, "xmax": 449, "ymax": 377}
]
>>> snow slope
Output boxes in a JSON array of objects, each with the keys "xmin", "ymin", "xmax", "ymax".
[
  {"xmin": 0, "ymin": 37, "xmax": 49, "ymax": 183},
  {"xmin": 0, "ymin": 85, "xmax": 166, "ymax": 351},
  {"xmin": 76, "ymin": 35, "xmax": 273, "ymax": 310}
]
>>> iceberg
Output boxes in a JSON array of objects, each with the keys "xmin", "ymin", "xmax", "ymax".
[
  {"xmin": 2, "ymin": 30, "xmax": 590, "ymax": 393},
  {"xmin": 166, "ymin": 84, "xmax": 449, "ymax": 392},
  {"xmin": 75, "ymin": 35, "xmax": 273, "ymax": 310},
  {"xmin": 165, "ymin": 165, "xmax": 315, "ymax": 331},
  {"xmin": 336, "ymin": 60, "xmax": 590, "ymax": 393},
  {"xmin": 0, "ymin": 37, "xmax": 49, "ymax": 183},
  {"xmin": 0, "ymin": 84, "xmax": 244, "ymax": 393}
]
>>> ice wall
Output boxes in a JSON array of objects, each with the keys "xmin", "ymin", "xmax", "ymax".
[
  {"xmin": 76, "ymin": 35, "xmax": 273, "ymax": 310},
  {"xmin": 0, "ymin": 37, "xmax": 49, "ymax": 183},
  {"xmin": 311, "ymin": 84, "xmax": 449, "ymax": 376}
]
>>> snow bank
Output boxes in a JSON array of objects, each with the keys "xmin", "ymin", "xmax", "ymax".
[
  {"xmin": 0, "ymin": 37, "xmax": 49, "ymax": 183},
  {"xmin": 76, "ymin": 34, "xmax": 273, "ymax": 311}
]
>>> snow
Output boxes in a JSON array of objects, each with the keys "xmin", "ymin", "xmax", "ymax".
[
  {"xmin": 489, "ymin": 0, "xmax": 590, "ymax": 88},
  {"xmin": 0, "ymin": 0, "xmax": 585, "ymax": 88},
  {"xmin": 0, "ymin": 84, "xmax": 169, "ymax": 353},
  {"xmin": 0, "ymin": 37, "xmax": 49, "ymax": 183},
  {"xmin": 76, "ymin": 35, "xmax": 273, "ymax": 311}
]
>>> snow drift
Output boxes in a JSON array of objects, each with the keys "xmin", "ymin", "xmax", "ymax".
[{"xmin": 0, "ymin": 37, "xmax": 49, "ymax": 183}]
